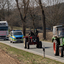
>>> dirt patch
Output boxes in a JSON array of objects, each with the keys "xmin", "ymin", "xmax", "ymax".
[{"xmin": 0, "ymin": 49, "xmax": 20, "ymax": 64}]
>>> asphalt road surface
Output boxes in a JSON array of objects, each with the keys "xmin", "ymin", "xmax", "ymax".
[{"xmin": 0, "ymin": 40, "xmax": 64, "ymax": 63}]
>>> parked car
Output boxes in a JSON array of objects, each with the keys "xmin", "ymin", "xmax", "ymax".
[{"xmin": 9, "ymin": 30, "xmax": 24, "ymax": 43}]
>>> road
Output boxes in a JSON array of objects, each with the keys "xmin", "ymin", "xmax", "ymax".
[{"xmin": 0, "ymin": 40, "xmax": 64, "ymax": 63}]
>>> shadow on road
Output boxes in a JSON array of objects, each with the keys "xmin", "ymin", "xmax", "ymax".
[
  {"xmin": 11, "ymin": 42, "xmax": 23, "ymax": 44},
  {"xmin": 26, "ymin": 46, "xmax": 51, "ymax": 49},
  {"xmin": 29, "ymin": 47, "xmax": 37, "ymax": 49},
  {"xmin": 29, "ymin": 47, "xmax": 43, "ymax": 49},
  {"xmin": 44, "ymin": 47, "xmax": 51, "ymax": 49}
]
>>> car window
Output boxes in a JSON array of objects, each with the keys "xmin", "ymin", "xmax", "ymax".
[
  {"xmin": 13, "ymin": 32, "xmax": 22, "ymax": 35},
  {"xmin": 57, "ymin": 27, "xmax": 64, "ymax": 37}
]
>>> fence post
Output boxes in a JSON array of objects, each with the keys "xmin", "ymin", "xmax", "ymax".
[{"xmin": 43, "ymin": 45, "xmax": 45, "ymax": 58}]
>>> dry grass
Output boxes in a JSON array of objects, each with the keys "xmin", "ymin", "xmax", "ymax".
[{"xmin": 38, "ymin": 32, "xmax": 53, "ymax": 41}]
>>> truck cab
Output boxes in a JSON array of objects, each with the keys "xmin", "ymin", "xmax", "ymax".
[{"xmin": 0, "ymin": 21, "xmax": 9, "ymax": 40}]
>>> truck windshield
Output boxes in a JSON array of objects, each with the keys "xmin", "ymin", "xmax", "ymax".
[
  {"xmin": 0, "ymin": 26, "xmax": 8, "ymax": 31},
  {"xmin": 13, "ymin": 32, "xmax": 22, "ymax": 35},
  {"xmin": 58, "ymin": 27, "xmax": 64, "ymax": 37}
]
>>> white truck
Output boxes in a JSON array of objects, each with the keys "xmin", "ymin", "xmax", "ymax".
[{"xmin": 0, "ymin": 21, "xmax": 9, "ymax": 40}]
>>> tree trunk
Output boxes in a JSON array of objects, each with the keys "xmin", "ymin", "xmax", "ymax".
[
  {"xmin": 16, "ymin": 0, "xmax": 29, "ymax": 36},
  {"xmin": 33, "ymin": 19, "xmax": 35, "ymax": 33},
  {"xmin": 39, "ymin": 0, "xmax": 46, "ymax": 40},
  {"xmin": 0, "ymin": 18, "xmax": 1, "ymax": 21},
  {"xmin": 42, "ymin": 10, "xmax": 46, "ymax": 39},
  {"xmin": 22, "ymin": 22, "xmax": 26, "ymax": 36}
]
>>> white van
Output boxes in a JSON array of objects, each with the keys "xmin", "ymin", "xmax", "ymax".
[{"xmin": 0, "ymin": 21, "xmax": 9, "ymax": 40}]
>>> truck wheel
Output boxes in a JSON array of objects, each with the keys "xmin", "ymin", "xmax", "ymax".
[
  {"xmin": 24, "ymin": 38, "xmax": 27, "ymax": 48},
  {"xmin": 26, "ymin": 42, "xmax": 29, "ymax": 49},
  {"xmin": 53, "ymin": 40, "xmax": 59, "ymax": 56},
  {"xmin": 59, "ymin": 47, "xmax": 63, "ymax": 57},
  {"xmin": 4, "ymin": 39, "xmax": 6, "ymax": 40}
]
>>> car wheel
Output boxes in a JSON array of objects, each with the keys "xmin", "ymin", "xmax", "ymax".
[
  {"xmin": 12, "ymin": 41, "xmax": 14, "ymax": 43},
  {"xmin": 10, "ymin": 41, "xmax": 12, "ymax": 43}
]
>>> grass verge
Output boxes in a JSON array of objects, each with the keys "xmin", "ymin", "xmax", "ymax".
[{"xmin": 0, "ymin": 42, "xmax": 63, "ymax": 64}]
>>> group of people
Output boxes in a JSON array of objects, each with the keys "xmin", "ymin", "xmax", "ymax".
[
  {"xmin": 29, "ymin": 29, "xmax": 38, "ymax": 37},
  {"xmin": 28, "ymin": 29, "xmax": 39, "ymax": 42}
]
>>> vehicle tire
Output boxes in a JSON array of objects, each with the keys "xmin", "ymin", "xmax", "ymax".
[
  {"xmin": 4, "ymin": 39, "xmax": 6, "ymax": 40},
  {"xmin": 26, "ymin": 42, "xmax": 29, "ymax": 49},
  {"xmin": 36, "ymin": 44, "xmax": 39, "ymax": 48},
  {"xmin": 10, "ymin": 41, "xmax": 12, "ymax": 43},
  {"xmin": 39, "ymin": 41, "xmax": 42, "ymax": 48},
  {"xmin": 36, "ymin": 41, "xmax": 42, "ymax": 48},
  {"xmin": 24, "ymin": 38, "xmax": 27, "ymax": 48},
  {"xmin": 12, "ymin": 41, "xmax": 14, "ymax": 43},
  {"xmin": 53, "ymin": 40, "xmax": 59, "ymax": 56},
  {"xmin": 59, "ymin": 47, "xmax": 63, "ymax": 57}
]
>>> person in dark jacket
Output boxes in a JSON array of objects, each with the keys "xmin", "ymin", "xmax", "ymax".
[
  {"xmin": 35, "ymin": 29, "xmax": 38, "ymax": 36},
  {"xmin": 28, "ymin": 30, "xmax": 34, "ymax": 42},
  {"xmin": 34, "ymin": 29, "xmax": 39, "ymax": 42},
  {"xmin": 29, "ymin": 31, "xmax": 34, "ymax": 37}
]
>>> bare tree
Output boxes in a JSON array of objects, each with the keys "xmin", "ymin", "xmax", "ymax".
[
  {"xmin": 15, "ymin": 0, "xmax": 29, "ymax": 36},
  {"xmin": 38, "ymin": 0, "xmax": 46, "ymax": 40},
  {"xmin": 28, "ymin": 0, "xmax": 36, "ymax": 32},
  {"xmin": 0, "ymin": 0, "xmax": 12, "ymax": 20},
  {"xmin": 0, "ymin": 0, "xmax": 7, "ymax": 20},
  {"xmin": 6, "ymin": 0, "xmax": 10, "ymax": 16},
  {"xmin": 45, "ymin": 0, "xmax": 64, "ymax": 29}
]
